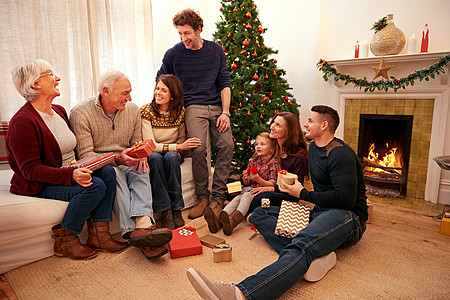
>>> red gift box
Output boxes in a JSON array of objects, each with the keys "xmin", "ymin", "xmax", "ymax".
[
  {"xmin": 129, "ymin": 139, "xmax": 156, "ymax": 158},
  {"xmin": 169, "ymin": 227, "xmax": 203, "ymax": 259},
  {"xmin": 69, "ymin": 152, "xmax": 115, "ymax": 171}
]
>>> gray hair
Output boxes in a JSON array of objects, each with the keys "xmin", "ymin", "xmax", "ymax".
[
  {"xmin": 11, "ymin": 59, "xmax": 53, "ymax": 102},
  {"xmin": 97, "ymin": 70, "xmax": 129, "ymax": 95}
]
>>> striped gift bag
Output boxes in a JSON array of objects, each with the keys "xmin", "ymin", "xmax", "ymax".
[
  {"xmin": 275, "ymin": 200, "xmax": 310, "ymax": 238},
  {"xmin": 0, "ymin": 121, "xmax": 8, "ymax": 162}
]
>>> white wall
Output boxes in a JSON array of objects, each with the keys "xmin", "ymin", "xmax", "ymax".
[
  {"xmin": 316, "ymin": 0, "xmax": 450, "ymax": 125},
  {"xmin": 151, "ymin": 0, "xmax": 321, "ymax": 124}
]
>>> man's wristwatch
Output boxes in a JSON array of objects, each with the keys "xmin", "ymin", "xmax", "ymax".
[{"xmin": 222, "ymin": 111, "xmax": 231, "ymax": 117}]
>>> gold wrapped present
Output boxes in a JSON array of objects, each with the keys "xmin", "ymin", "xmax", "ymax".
[
  {"xmin": 227, "ymin": 181, "xmax": 242, "ymax": 194},
  {"xmin": 276, "ymin": 170, "xmax": 296, "ymax": 186},
  {"xmin": 440, "ymin": 212, "xmax": 450, "ymax": 236},
  {"xmin": 199, "ymin": 234, "xmax": 226, "ymax": 249},
  {"xmin": 213, "ymin": 244, "xmax": 232, "ymax": 262}
]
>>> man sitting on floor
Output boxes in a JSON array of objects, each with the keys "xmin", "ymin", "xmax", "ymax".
[{"xmin": 186, "ymin": 105, "xmax": 368, "ymax": 299}]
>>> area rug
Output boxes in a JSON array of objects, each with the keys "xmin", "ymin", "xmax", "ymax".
[{"xmin": 4, "ymin": 203, "xmax": 450, "ymax": 299}]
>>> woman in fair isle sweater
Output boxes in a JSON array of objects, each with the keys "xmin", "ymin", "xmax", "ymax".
[{"xmin": 140, "ymin": 74, "xmax": 201, "ymax": 229}]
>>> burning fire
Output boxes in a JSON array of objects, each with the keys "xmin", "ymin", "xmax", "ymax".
[{"xmin": 365, "ymin": 142, "xmax": 402, "ymax": 174}]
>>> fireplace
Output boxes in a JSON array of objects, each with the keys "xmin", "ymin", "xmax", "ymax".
[
  {"xmin": 326, "ymin": 51, "xmax": 450, "ymax": 204},
  {"xmin": 357, "ymin": 114, "xmax": 413, "ymax": 196}
]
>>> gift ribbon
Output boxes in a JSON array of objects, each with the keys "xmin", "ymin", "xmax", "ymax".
[
  {"xmin": 214, "ymin": 243, "xmax": 232, "ymax": 249},
  {"xmin": 178, "ymin": 227, "xmax": 196, "ymax": 236},
  {"xmin": 261, "ymin": 198, "xmax": 270, "ymax": 208}
]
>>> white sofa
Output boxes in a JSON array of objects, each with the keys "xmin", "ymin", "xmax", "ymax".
[{"xmin": 0, "ymin": 158, "xmax": 199, "ymax": 274}]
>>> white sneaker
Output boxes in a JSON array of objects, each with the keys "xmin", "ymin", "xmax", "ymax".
[
  {"xmin": 187, "ymin": 268, "xmax": 245, "ymax": 300},
  {"xmin": 304, "ymin": 251, "xmax": 337, "ymax": 282}
]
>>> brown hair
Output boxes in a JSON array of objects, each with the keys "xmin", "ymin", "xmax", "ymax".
[
  {"xmin": 311, "ymin": 105, "xmax": 340, "ymax": 133},
  {"xmin": 151, "ymin": 74, "xmax": 184, "ymax": 120},
  {"xmin": 173, "ymin": 9, "xmax": 203, "ymax": 31},
  {"xmin": 271, "ymin": 112, "xmax": 308, "ymax": 158},
  {"xmin": 251, "ymin": 132, "xmax": 280, "ymax": 163}
]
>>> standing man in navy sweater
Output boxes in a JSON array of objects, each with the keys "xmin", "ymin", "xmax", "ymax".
[{"xmin": 157, "ymin": 9, "xmax": 234, "ymax": 232}]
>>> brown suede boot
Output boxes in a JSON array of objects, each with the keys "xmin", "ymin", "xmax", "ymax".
[
  {"xmin": 52, "ymin": 224, "xmax": 97, "ymax": 260},
  {"xmin": 87, "ymin": 221, "xmax": 129, "ymax": 253},
  {"xmin": 128, "ymin": 224, "xmax": 173, "ymax": 248},
  {"xmin": 141, "ymin": 245, "xmax": 169, "ymax": 260},
  {"xmin": 188, "ymin": 197, "xmax": 209, "ymax": 219},
  {"xmin": 173, "ymin": 210, "xmax": 185, "ymax": 228},
  {"xmin": 161, "ymin": 208, "xmax": 176, "ymax": 230},
  {"xmin": 219, "ymin": 210, "xmax": 244, "ymax": 236},
  {"xmin": 204, "ymin": 201, "xmax": 223, "ymax": 233}
]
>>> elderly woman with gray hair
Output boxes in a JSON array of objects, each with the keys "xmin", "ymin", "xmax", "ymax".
[{"xmin": 6, "ymin": 59, "xmax": 128, "ymax": 260}]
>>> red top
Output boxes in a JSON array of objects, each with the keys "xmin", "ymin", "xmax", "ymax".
[{"xmin": 6, "ymin": 101, "xmax": 75, "ymax": 195}]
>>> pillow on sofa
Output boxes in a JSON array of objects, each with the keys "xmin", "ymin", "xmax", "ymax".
[{"xmin": 0, "ymin": 121, "xmax": 8, "ymax": 163}]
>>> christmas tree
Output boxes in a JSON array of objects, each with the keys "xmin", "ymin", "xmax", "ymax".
[{"xmin": 213, "ymin": 0, "xmax": 300, "ymax": 173}]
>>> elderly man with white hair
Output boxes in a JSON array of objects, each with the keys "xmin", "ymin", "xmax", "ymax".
[{"xmin": 70, "ymin": 70, "xmax": 172, "ymax": 260}]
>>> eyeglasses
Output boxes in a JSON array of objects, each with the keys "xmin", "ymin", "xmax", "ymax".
[{"xmin": 38, "ymin": 72, "xmax": 55, "ymax": 79}]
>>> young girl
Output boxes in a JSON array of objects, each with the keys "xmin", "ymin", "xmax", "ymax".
[{"xmin": 218, "ymin": 132, "xmax": 281, "ymax": 235}]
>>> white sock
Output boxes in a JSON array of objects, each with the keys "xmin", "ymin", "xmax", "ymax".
[{"xmin": 135, "ymin": 216, "xmax": 152, "ymax": 228}]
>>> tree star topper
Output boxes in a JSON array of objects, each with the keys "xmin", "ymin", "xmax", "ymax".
[{"xmin": 370, "ymin": 57, "xmax": 394, "ymax": 80}]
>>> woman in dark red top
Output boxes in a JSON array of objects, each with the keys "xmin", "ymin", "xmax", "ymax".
[
  {"xmin": 248, "ymin": 112, "xmax": 309, "ymax": 213},
  {"xmin": 7, "ymin": 59, "xmax": 128, "ymax": 260}
]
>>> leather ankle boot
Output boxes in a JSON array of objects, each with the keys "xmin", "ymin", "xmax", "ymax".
[
  {"xmin": 161, "ymin": 208, "xmax": 176, "ymax": 230},
  {"xmin": 204, "ymin": 201, "xmax": 223, "ymax": 233},
  {"xmin": 52, "ymin": 224, "xmax": 97, "ymax": 260},
  {"xmin": 188, "ymin": 197, "xmax": 209, "ymax": 219},
  {"xmin": 87, "ymin": 221, "xmax": 129, "ymax": 253},
  {"xmin": 173, "ymin": 210, "xmax": 185, "ymax": 228},
  {"xmin": 219, "ymin": 210, "xmax": 244, "ymax": 236}
]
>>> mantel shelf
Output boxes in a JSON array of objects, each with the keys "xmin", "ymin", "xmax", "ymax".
[{"xmin": 327, "ymin": 51, "xmax": 450, "ymax": 66}]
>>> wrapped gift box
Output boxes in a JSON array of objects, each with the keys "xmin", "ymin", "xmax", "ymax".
[
  {"xmin": 0, "ymin": 121, "xmax": 8, "ymax": 162},
  {"xmin": 213, "ymin": 244, "xmax": 232, "ymax": 262},
  {"xmin": 440, "ymin": 212, "xmax": 450, "ymax": 236},
  {"xmin": 277, "ymin": 170, "xmax": 296, "ymax": 186},
  {"xmin": 275, "ymin": 200, "xmax": 310, "ymax": 239},
  {"xmin": 367, "ymin": 200, "xmax": 373, "ymax": 224},
  {"xmin": 199, "ymin": 234, "xmax": 226, "ymax": 248},
  {"xmin": 227, "ymin": 181, "xmax": 242, "ymax": 194},
  {"xmin": 169, "ymin": 227, "xmax": 203, "ymax": 259},
  {"xmin": 69, "ymin": 152, "xmax": 115, "ymax": 171},
  {"xmin": 129, "ymin": 139, "xmax": 156, "ymax": 158}
]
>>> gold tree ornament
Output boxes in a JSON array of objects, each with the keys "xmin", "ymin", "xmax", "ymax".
[{"xmin": 370, "ymin": 57, "xmax": 394, "ymax": 80}]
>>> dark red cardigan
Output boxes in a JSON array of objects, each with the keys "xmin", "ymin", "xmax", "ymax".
[{"xmin": 6, "ymin": 101, "xmax": 75, "ymax": 196}]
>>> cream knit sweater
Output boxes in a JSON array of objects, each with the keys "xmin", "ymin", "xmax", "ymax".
[
  {"xmin": 69, "ymin": 95, "xmax": 142, "ymax": 159},
  {"xmin": 140, "ymin": 104, "xmax": 186, "ymax": 153}
]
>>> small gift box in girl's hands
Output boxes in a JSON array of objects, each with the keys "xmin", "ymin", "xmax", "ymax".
[
  {"xmin": 226, "ymin": 181, "xmax": 242, "ymax": 194},
  {"xmin": 277, "ymin": 170, "xmax": 296, "ymax": 186},
  {"xmin": 69, "ymin": 152, "xmax": 115, "ymax": 171},
  {"xmin": 128, "ymin": 139, "xmax": 156, "ymax": 158}
]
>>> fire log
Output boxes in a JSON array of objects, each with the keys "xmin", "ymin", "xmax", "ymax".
[{"xmin": 362, "ymin": 157, "xmax": 401, "ymax": 174}]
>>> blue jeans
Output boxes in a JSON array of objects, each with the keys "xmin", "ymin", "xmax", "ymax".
[
  {"xmin": 148, "ymin": 151, "xmax": 184, "ymax": 212},
  {"xmin": 112, "ymin": 165, "xmax": 153, "ymax": 238},
  {"xmin": 37, "ymin": 165, "xmax": 116, "ymax": 234},
  {"xmin": 185, "ymin": 105, "xmax": 234, "ymax": 203},
  {"xmin": 236, "ymin": 205, "xmax": 366, "ymax": 299},
  {"xmin": 248, "ymin": 191, "xmax": 298, "ymax": 215}
]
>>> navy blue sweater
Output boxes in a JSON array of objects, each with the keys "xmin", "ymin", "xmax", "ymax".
[
  {"xmin": 300, "ymin": 138, "xmax": 368, "ymax": 222},
  {"xmin": 157, "ymin": 40, "xmax": 231, "ymax": 108}
]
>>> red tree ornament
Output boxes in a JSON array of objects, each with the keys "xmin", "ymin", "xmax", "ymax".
[
  {"xmin": 246, "ymin": 139, "xmax": 251, "ymax": 144},
  {"xmin": 220, "ymin": 7, "xmax": 223, "ymax": 11},
  {"xmin": 231, "ymin": 62, "xmax": 238, "ymax": 69},
  {"xmin": 253, "ymin": 74, "xmax": 259, "ymax": 80},
  {"xmin": 243, "ymin": 39, "xmax": 250, "ymax": 47},
  {"xmin": 223, "ymin": 46, "xmax": 226, "ymax": 52},
  {"xmin": 273, "ymin": 71, "xmax": 277, "ymax": 76},
  {"xmin": 233, "ymin": 7, "xmax": 238, "ymax": 12},
  {"xmin": 239, "ymin": 103, "xmax": 243, "ymax": 108},
  {"xmin": 265, "ymin": 74, "xmax": 269, "ymax": 79},
  {"xmin": 227, "ymin": 33, "xmax": 232, "ymax": 38},
  {"xmin": 246, "ymin": 12, "xmax": 252, "ymax": 18},
  {"xmin": 246, "ymin": 111, "xmax": 251, "ymax": 116},
  {"xmin": 274, "ymin": 59, "xmax": 278, "ymax": 63},
  {"xmin": 258, "ymin": 27, "xmax": 264, "ymax": 33},
  {"xmin": 246, "ymin": 24, "xmax": 252, "ymax": 29},
  {"xmin": 260, "ymin": 114, "xmax": 264, "ymax": 119},
  {"xmin": 252, "ymin": 51, "xmax": 258, "ymax": 57},
  {"xmin": 288, "ymin": 101, "xmax": 292, "ymax": 105}
]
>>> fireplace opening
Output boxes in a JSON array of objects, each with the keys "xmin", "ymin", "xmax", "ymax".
[{"xmin": 357, "ymin": 114, "xmax": 413, "ymax": 197}]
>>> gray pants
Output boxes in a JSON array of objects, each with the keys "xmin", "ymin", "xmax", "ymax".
[{"xmin": 185, "ymin": 105, "xmax": 234, "ymax": 203}]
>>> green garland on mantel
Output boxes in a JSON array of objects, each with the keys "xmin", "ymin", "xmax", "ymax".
[{"xmin": 317, "ymin": 54, "xmax": 450, "ymax": 92}]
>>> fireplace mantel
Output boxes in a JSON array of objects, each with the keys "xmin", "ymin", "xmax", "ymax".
[{"xmin": 327, "ymin": 51, "xmax": 450, "ymax": 87}]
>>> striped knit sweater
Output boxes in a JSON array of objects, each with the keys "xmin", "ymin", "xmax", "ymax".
[{"xmin": 69, "ymin": 95, "xmax": 142, "ymax": 159}]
